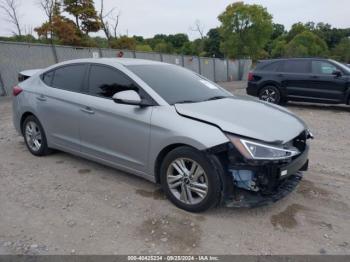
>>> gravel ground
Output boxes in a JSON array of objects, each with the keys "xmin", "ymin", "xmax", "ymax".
[{"xmin": 0, "ymin": 82, "xmax": 349, "ymax": 255}]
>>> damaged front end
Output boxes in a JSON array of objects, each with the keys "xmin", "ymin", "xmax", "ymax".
[{"xmin": 207, "ymin": 130, "xmax": 312, "ymax": 208}]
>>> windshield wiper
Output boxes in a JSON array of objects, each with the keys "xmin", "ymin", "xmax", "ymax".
[
  {"xmin": 174, "ymin": 100, "xmax": 198, "ymax": 104},
  {"xmin": 205, "ymin": 96, "xmax": 228, "ymax": 101}
]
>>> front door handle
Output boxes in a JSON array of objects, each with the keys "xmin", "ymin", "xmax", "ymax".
[
  {"xmin": 80, "ymin": 106, "xmax": 95, "ymax": 115},
  {"xmin": 311, "ymin": 75, "xmax": 319, "ymax": 79},
  {"xmin": 36, "ymin": 95, "xmax": 47, "ymax": 101}
]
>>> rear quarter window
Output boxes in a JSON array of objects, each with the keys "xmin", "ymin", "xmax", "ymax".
[{"xmin": 41, "ymin": 71, "xmax": 54, "ymax": 86}]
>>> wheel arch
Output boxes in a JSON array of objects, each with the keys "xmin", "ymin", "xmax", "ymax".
[
  {"xmin": 258, "ymin": 81, "xmax": 281, "ymax": 94},
  {"xmin": 20, "ymin": 111, "xmax": 36, "ymax": 134},
  {"xmin": 154, "ymin": 143, "xmax": 228, "ymax": 202},
  {"xmin": 154, "ymin": 143, "xmax": 193, "ymax": 184},
  {"xmin": 258, "ymin": 81, "xmax": 287, "ymax": 103}
]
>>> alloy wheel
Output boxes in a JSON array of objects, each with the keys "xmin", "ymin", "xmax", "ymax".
[
  {"xmin": 166, "ymin": 158, "xmax": 208, "ymax": 205},
  {"xmin": 260, "ymin": 88, "xmax": 278, "ymax": 103},
  {"xmin": 25, "ymin": 121, "xmax": 42, "ymax": 152}
]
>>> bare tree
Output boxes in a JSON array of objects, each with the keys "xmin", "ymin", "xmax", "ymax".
[
  {"xmin": 110, "ymin": 11, "xmax": 120, "ymax": 38},
  {"xmin": 190, "ymin": 19, "xmax": 205, "ymax": 39},
  {"xmin": 24, "ymin": 25, "xmax": 33, "ymax": 35},
  {"xmin": 39, "ymin": 0, "xmax": 55, "ymax": 22},
  {"xmin": 38, "ymin": 0, "xmax": 55, "ymax": 39},
  {"xmin": 100, "ymin": 0, "xmax": 120, "ymax": 41},
  {"xmin": 99, "ymin": 0, "xmax": 111, "ymax": 40},
  {"xmin": 0, "ymin": 0, "xmax": 22, "ymax": 36}
]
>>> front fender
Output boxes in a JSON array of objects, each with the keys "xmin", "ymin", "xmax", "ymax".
[{"xmin": 147, "ymin": 106, "xmax": 229, "ymax": 176}]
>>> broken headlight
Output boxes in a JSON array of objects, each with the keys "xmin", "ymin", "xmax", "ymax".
[{"xmin": 227, "ymin": 134, "xmax": 300, "ymax": 160}]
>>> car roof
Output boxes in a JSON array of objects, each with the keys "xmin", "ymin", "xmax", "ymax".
[
  {"xmin": 258, "ymin": 58, "xmax": 329, "ymax": 63},
  {"xmin": 52, "ymin": 58, "xmax": 165, "ymax": 67}
]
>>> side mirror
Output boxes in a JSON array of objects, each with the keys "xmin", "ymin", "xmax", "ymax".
[
  {"xmin": 332, "ymin": 70, "xmax": 342, "ymax": 77},
  {"xmin": 112, "ymin": 90, "xmax": 153, "ymax": 107},
  {"xmin": 112, "ymin": 90, "xmax": 142, "ymax": 106}
]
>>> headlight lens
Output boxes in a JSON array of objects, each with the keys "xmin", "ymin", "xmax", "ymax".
[{"xmin": 227, "ymin": 134, "xmax": 300, "ymax": 160}]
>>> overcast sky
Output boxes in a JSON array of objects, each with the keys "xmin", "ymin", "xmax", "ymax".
[{"xmin": 1, "ymin": 0, "xmax": 349, "ymax": 39}]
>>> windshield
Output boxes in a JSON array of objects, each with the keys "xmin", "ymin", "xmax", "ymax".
[
  {"xmin": 330, "ymin": 59, "xmax": 350, "ymax": 74},
  {"xmin": 127, "ymin": 64, "xmax": 231, "ymax": 104}
]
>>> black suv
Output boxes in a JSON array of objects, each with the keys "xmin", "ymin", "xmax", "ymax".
[{"xmin": 247, "ymin": 58, "xmax": 350, "ymax": 105}]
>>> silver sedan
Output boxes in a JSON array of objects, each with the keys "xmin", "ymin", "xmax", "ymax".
[{"xmin": 12, "ymin": 58, "xmax": 312, "ymax": 212}]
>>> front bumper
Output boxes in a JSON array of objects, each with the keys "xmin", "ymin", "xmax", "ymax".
[
  {"xmin": 222, "ymin": 143, "xmax": 309, "ymax": 208},
  {"xmin": 225, "ymin": 172, "xmax": 303, "ymax": 208}
]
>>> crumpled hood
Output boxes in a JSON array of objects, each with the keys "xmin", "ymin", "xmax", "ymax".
[{"xmin": 175, "ymin": 96, "xmax": 307, "ymax": 144}]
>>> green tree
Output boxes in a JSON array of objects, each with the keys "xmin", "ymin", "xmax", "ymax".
[
  {"xmin": 287, "ymin": 22, "xmax": 308, "ymax": 41},
  {"xmin": 270, "ymin": 37, "xmax": 287, "ymax": 58},
  {"xmin": 154, "ymin": 41, "xmax": 174, "ymax": 53},
  {"xmin": 90, "ymin": 36, "xmax": 109, "ymax": 48},
  {"xmin": 218, "ymin": 2, "xmax": 273, "ymax": 60},
  {"xmin": 271, "ymin": 23, "xmax": 285, "ymax": 40},
  {"xmin": 135, "ymin": 44, "xmax": 153, "ymax": 52},
  {"xmin": 266, "ymin": 23, "xmax": 286, "ymax": 56},
  {"xmin": 314, "ymin": 23, "xmax": 350, "ymax": 49},
  {"xmin": 285, "ymin": 31, "xmax": 328, "ymax": 57},
  {"xmin": 203, "ymin": 28, "xmax": 224, "ymax": 58},
  {"xmin": 181, "ymin": 42, "xmax": 194, "ymax": 55},
  {"xmin": 331, "ymin": 38, "xmax": 350, "ymax": 63},
  {"xmin": 35, "ymin": 1, "xmax": 81, "ymax": 45},
  {"xmin": 63, "ymin": 0, "xmax": 100, "ymax": 35},
  {"xmin": 167, "ymin": 33, "xmax": 189, "ymax": 50},
  {"xmin": 193, "ymin": 39, "xmax": 207, "ymax": 56},
  {"xmin": 133, "ymin": 35, "xmax": 144, "ymax": 44},
  {"xmin": 110, "ymin": 36, "xmax": 136, "ymax": 50}
]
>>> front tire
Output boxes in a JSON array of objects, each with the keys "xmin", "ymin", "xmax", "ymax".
[
  {"xmin": 23, "ymin": 115, "xmax": 51, "ymax": 156},
  {"xmin": 160, "ymin": 146, "xmax": 221, "ymax": 212},
  {"xmin": 259, "ymin": 86, "xmax": 282, "ymax": 104}
]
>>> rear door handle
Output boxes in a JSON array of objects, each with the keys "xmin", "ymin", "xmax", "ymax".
[
  {"xmin": 36, "ymin": 95, "xmax": 47, "ymax": 101},
  {"xmin": 311, "ymin": 75, "xmax": 319, "ymax": 79},
  {"xmin": 277, "ymin": 74, "xmax": 284, "ymax": 77},
  {"xmin": 80, "ymin": 106, "xmax": 95, "ymax": 115}
]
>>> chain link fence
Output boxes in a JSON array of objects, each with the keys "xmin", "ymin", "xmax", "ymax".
[{"xmin": 0, "ymin": 41, "xmax": 252, "ymax": 96}]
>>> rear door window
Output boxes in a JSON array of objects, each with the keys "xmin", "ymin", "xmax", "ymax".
[
  {"xmin": 282, "ymin": 60, "xmax": 310, "ymax": 73},
  {"xmin": 312, "ymin": 61, "xmax": 337, "ymax": 75},
  {"xmin": 259, "ymin": 61, "xmax": 282, "ymax": 72},
  {"xmin": 51, "ymin": 64, "xmax": 87, "ymax": 92},
  {"xmin": 88, "ymin": 65, "xmax": 139, "ymax": 98}
]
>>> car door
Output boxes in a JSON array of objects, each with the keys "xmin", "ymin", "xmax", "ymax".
[
  {"xmin": 279, "ymin": 60, "xmax": 312, "ymax": 101},
  {"xmin": 79, "ymin": 64, "xmax": 153, "ymax": 174},
  {"xmin": 36, "ymin": 64, "xmax": 88, "ymax": 152},
  {"xmin": 308, "ymin": 60, "xmax": 347, "ymax": 102}
]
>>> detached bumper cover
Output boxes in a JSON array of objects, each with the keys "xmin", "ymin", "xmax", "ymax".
[{"xmin": 225, "ymin": 172, "xmax": 303, "ymax": 208}]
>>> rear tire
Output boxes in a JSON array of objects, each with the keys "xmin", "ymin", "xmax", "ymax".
[
  {"xmin": 259, "ymin": 86, "xmax": 282, "ymax": 105},
  {"xmin": 22, "ymin": 115, "xmax": 51, "ymax": 156},
  {"xmin": 160, "ymin": 146, "xmax": 221, "ymax": 212}
]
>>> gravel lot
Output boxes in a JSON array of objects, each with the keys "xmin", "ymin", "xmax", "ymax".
[{"xmin": 0, "ymin": 82, "xmax": 349, "ymax": 255}]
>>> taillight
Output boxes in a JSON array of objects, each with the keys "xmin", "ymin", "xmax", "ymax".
[
  {"xmin": 248, "ymin": 72, "xmax": 254, "ymax": 81},
  {"xmin": 13, "ymin": 86, "xmax": 23, "ymax": 96}
]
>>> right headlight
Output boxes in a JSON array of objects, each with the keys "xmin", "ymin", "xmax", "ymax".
[{"xmin": 226, "ymin": 134, "xmax": 300, "ymax": 160}]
